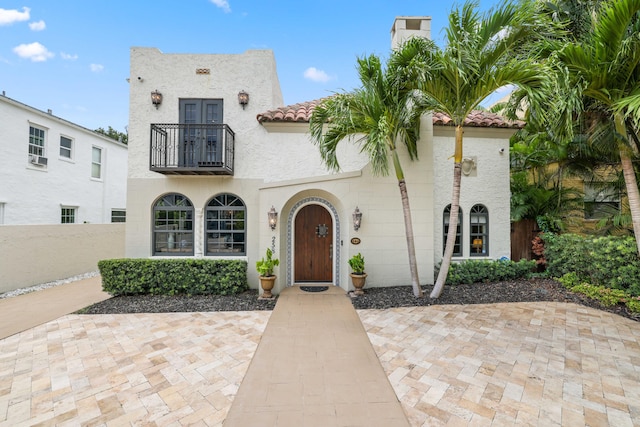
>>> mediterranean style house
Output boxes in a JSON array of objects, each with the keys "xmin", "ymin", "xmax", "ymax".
[
  {"xmin": 125, "ymin": 16, "xmax": 521, "ymax": 294},
  {"xmin": 0, "ymin": 93, "xmax": 128, "ymax": 225}
]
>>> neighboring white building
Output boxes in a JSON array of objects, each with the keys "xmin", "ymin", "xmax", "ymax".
[
  {"xmin": 125, "ymin": 17, "xmax": 521, "ymax": 293},
  {"xmin": 0, "ymin": 93, "xmax": 128, "ymax": 225}
]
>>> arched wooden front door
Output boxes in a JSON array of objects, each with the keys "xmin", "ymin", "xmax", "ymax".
[{"xmin": 294, "ymin": 204, "xmax": 333, "ymax": 283}]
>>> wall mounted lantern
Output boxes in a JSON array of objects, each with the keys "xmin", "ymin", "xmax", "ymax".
[
  {"xmin": 238, "ymin": 90, "xmax": 249, "ymax": 109},
  {"xmin": 353, "ymin": 206, "xmax": 362, "ymax": 231},
  {"xmin": 268, "ymin": 206, "xmax": 278, "ymax": 230},
  {"xmin": 151, "ymin": 90, "xmax": 163, "ymax": 109}
]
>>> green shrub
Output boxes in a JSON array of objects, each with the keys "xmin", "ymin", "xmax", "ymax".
[
  {"xmin": 544, "ymin": 233, "xmax": 640, "ymax": 296},
  {"xmin": 98, "ymin": 258, "xmax": 248, "ymax": 296},
  {"xmin": 625, "ymin": 297, "xmax": 640, "ymax": 313},
  {"xmin": 439, "ymin": 259, "xmax": 535, "ymax": 285},
  {"xmin": 558, "ymin": 272, "xmax": 640, "ymax": 313}
]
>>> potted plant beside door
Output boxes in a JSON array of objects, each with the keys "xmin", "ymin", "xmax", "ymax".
[
  {"xmin": 256, "ymin": 248, "xmax": 279, "ymax": 299},
  {"xmin": 348, "ymin": 252, "xmax": 367, "ymax": 296}
]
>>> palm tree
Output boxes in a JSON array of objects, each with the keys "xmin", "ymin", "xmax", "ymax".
[
  {"xmin": 555, "ymin": 0, "xmax": 640, "ymax": 255},
  {"xmin": 309, "ymin": 54, "xmax": 424, "ymax": 297},
  {"xmin": 391, "ymin": 0, "xmax": 551, "ymax": 298}
]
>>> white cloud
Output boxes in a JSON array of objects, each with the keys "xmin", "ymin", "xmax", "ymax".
[
  {"xmin": 304, "ymin": 67, "xmax": 331, "ymax": 83},
  {"xmin": 0, "ymin": 7, "xmax": 30, "ymax": 25},
  {"xmin": 13, "ymin": 42, "xmax": 54, "ymax": 62},
  {"xmin": 29, "ymin": 20, "xmax": 46, "ymax": 31},
  {"xmin": 90, "ymin": 63, "xmax": 104, "ymax": 72},
  {"xmin": 210, "ymin": 0, "xmax": 231, "ymax": 13},
  {"xmin": 60, "ymin": 52, "xmax": 78, "ymax": 60}
]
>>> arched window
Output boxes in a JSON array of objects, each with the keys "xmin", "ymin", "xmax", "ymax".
[
  {"xmin": 206, "ymin": 193, "xmax": 246, "ymax": 256},
  {"xmin": 443, "ymin": 205, "xmax": 462, "ymax": 256},
  {"xmin": 153, "ymin": 193, "xmax": 194, "ymax": 255},
  {"xmin": 470, "ymin": 204, "xmax": 489, "ymax": 256}
]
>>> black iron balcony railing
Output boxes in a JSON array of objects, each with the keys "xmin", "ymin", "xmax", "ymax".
[{"xmin": 150, "ymin": 123, "xmax": 234, "ymax": 175}]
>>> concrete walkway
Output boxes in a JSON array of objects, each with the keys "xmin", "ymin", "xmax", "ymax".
[
  {"xmin": 0, "ymin": 276, "xmax": 110, "ymax": 339},
  {"xmin": 223, "ymin": 285, "xmax": 409, "ymax": 426}
]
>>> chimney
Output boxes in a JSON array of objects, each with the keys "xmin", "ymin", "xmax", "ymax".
[{"xmin": 391, "ymin": 16, "xmax": 431, "ymax": 49}]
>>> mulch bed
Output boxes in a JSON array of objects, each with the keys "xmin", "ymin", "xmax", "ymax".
[{"xmin": 79, "ymin": 278, "xmax": 639, "ymax": 322}]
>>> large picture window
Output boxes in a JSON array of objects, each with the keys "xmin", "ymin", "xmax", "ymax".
[
  {"xmin": 205, "ymin": 193, "xmax": 246, "ymax": 255},
  {"xmin": 470, "ymin": 204, "xmax": 489, "ymax": 256},
  {"xmin": 153, "ymin": 193, "xmax": 194, "ymax": 255},
  {"xmin": 443, "ymin": 205, "xmax": 462, "ymax": 257}
]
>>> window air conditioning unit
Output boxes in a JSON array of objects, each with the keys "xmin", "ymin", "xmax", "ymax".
[{"xmin": 29, "ymin": 155, "xmax": 48, "ymax": 166}]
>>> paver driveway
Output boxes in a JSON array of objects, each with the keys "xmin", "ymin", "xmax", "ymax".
[{"xmin": 1, "ymin": 297, "xmax": 639, "ymax": 425}]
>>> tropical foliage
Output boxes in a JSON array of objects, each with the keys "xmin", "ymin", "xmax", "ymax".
[
  {"xmin": 391, "ymin": 0, "xmax": 551, "ymax": 298},
  {"xmin": 309, "ymin": 54, "xmax": 424, "ymax": 297},
  {"xmin": 514, "ymin": 0, "xmax": 640, "ymax": 249},
  {"xmin": 95, "ymin": 126, "xmax": 128, "ymax": 144}
]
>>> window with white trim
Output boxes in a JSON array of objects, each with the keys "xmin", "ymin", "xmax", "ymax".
[
  {"xmin": 443, "ymin": 205, "xmax": 462, "ymax": 257},
  {"xmin": 91, "ymin": 147, "xmax": 102, "ymax": 179},
  {"xmin": 111, "ymin": 209, "xmax": 126, "ymax": 223},
  {"xmin": 470, "ymin": 204, "xmax": 489, "ymax": 256},
  {"xmin": 153, "ymin": 194, "xmax": 193, "ymax": 255},
  {"xmin": 61, "ymin": 207, "xmax": 76, "ymax": 224},
  {"xmin": 60, "ymin": 136, "xmax": 73, "ymax": 159},
  {"xmin": 205, "ymin": 193, "xmax": 246, "ymax": 255},
  {"xmin": 29, "ymin": 125, "xmax": 45, "ymax": 157}
]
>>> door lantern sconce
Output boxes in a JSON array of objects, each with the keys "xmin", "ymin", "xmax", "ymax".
[
  {"xmin": 238, "ymin": 90, "xmax": 249, "ymax": 110},
  {"xmin": 352, "ymin": 206, "xmax": 363, "ymax": 231},
  {"xmin": 268, "ymin": 206, "xmax": 278, "ymax": 230},
  {"xmin": 151, "ymin": 90, "xmax": 163, "ymax": 109}
]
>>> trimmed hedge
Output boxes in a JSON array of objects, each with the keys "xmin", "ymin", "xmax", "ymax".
[
  {"xmin": 543, "ymin": 233, "xmax": 640, "ymax": 296},
  {"xmin": 98, "ymin": 258, "xmax": 248, "ymax": 296},
  {"xmin": 438, "ymin": 259, "xmax": 536, "ymax": 285}
]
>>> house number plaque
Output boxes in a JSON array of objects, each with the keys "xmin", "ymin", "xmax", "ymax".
[{"xmin": 351, "ymin": 237, "xmax": 361, "ymax": 245}]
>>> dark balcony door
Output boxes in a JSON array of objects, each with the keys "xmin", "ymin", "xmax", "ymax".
[
  {"xmin": 179, "ymin": 99, "xmax": 223, "ymax": 167},
  {"xmin": 294, "ymin": 204, "xmax": 333, "ymax": 283}
]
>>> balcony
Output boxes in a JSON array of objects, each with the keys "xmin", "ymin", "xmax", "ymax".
[{"xmin": 150, "ymin": 123, "xmax": 234, "ymax": 175}]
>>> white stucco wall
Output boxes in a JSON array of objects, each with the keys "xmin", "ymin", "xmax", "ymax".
[
  {"xmin": 258, "ymin": 117, "xmax": 436, "ymax": 294},
  {"xmin": 125, "ymin": 29, "xmax": 514, "ymax": 294},
  {"xmin": 432, "ymin": 126, "xmax": 513, "ymax": 262},
  {"xmin": 127, "ymin": 47, "xmax": 284, "ymax": 181},
  {"xmin": 0, "ymin": 95, "xmax": 128, "ymax": 225},
  {"xmin": 126, "ymin": 46, "xmax": 437, "ymax": 291}
]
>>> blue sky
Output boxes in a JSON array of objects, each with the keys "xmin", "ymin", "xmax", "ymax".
[{"xmin": 0, "ymin": 0, "xmax": 502, "ymax": 133}]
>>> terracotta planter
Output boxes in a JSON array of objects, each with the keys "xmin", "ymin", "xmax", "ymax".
[
  {"xmin": 259, "ymin": 275, "xmax": 276, "ymax": 299},
  {"xmin": 350, "ymin": 273, "xmax": 367, "ymax": 296}
]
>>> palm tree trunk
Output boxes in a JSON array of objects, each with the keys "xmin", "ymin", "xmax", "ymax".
[
  {"xmin": 398, "ymin": 179, "xmax": 423, "ymax": 297},
  {"xmin": 391, "ymin": 150, "xmax": 423, "ymax": 297},
  {"xmin": 615, "ymin": 114, "xmax": 640, "ymax": 257},
  {"xmin": 431, "ymin": 125, "xmax": 464, "ymax": 298}
]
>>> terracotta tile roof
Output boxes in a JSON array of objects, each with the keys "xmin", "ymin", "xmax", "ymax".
[
  {"xmin": 257, "ymin": 99, "xmax": 525, "ymax": 129},
  {"xmin": 432, "ymin": 110, "xmax": 525, "ymax": 128},
  {"xmin": 256, "ymin": 99, "xmax": 327, "ymax": 123}
]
